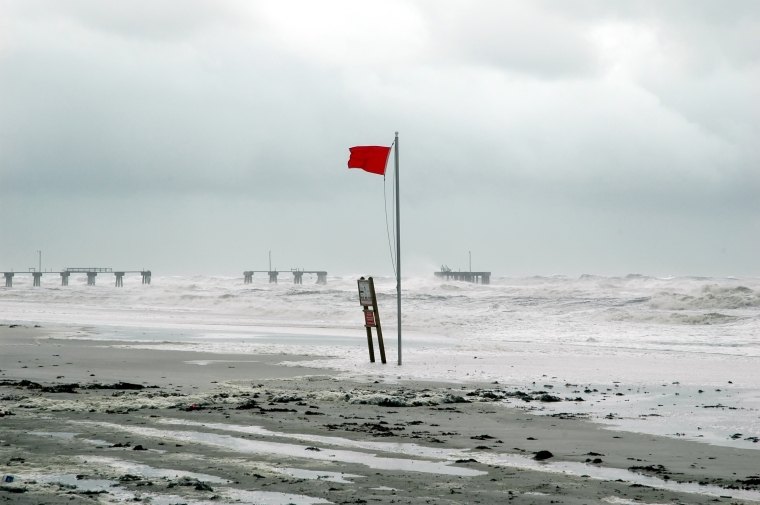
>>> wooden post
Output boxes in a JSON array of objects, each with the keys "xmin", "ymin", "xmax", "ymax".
[
  {"xmin": 369, "ymin": 277, "xmax": 387, "ymax": 364},
  {"xmin": 364, "ymin": 310, "xmax": 376, "ymax": 363},
  {"xmin": 357, "ymin": 277, "xmax": 386, "ymax": 364},
  {"xmin": 358, "ymin": 277, "xmax": 375, "ymax": 362}
]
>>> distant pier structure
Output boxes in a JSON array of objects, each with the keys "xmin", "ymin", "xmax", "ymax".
[
  {"xmin": 244, "ymin": 269, "xmax": 327, "ymax": 285},
  {"xmin": 434, "ymin": 265, "xmax": 490, "ymax": 284},
  {"xmin": 3, "ymin": 267, "xmax": 151, "ymax": 287}
]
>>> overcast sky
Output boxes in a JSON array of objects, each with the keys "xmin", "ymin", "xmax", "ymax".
[{"xmin": 1, "ymin": 1, "xmax": 758, "ymax": 278}]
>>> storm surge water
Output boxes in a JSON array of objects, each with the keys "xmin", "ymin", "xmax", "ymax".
[{"xmin": 2, "ymin": 273, "xmax": 759, "ymax": 449}]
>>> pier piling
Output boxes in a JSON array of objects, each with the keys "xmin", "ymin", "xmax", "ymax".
[
  {"xmin": 434, "ymin": 270, "xmax": 491, "ymax": 284},
  {"xmin": 1, "ymin": 268, "xmax": 150, "ymax": 287},
  {"xmin": 242, "ymin": 269, "xmax": 327, "ymax": 284}
]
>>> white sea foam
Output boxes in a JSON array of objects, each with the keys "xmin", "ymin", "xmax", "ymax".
[{"xmin": 2, "ymin": 274, "xmax": 759, "ymax": 448}]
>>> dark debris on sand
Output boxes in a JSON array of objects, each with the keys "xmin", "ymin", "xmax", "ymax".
[{"xmin": 0, "ymin": 380, "xmax": 156, "ymax": 394}]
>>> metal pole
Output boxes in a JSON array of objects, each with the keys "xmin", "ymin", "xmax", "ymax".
[
  {"xmin": 269, "ymin": 250, "xmax": 272, "ymax": 271},
  {"xmin": 37, "ymin": 250, "xmax": 41, "ymax": 273},
  {"xmin": 394, "ymin": 131, "xmax": 401, "ymax": 366}
]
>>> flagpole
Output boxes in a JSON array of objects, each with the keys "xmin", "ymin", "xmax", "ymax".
[{"xmin": 394, "ymin": 131, "xmax": 401, "ymax": 366}]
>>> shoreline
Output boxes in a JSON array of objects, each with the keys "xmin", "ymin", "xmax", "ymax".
[
  {"xmin": 8, "ymin": 318, "xmax": 756, "ymax": 454},
  {"xmin": 2, "ymin": 324, "xmax": 760, "ymax": 504}
]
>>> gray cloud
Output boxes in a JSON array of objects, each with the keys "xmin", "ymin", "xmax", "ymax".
[
  {"xmin": 1, "ymin": 0, "xmax": 758, "ymax": 276},
  {"xmin": 426, "ymin": 1, "xmax": 601, "ymax": 78}
]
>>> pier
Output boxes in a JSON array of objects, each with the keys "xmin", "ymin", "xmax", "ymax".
[
  {"xmin": 244, "ymin": 269, "xmax": 327, "ymax": 284},
  {"xmin": 3, "ymin": 268, "xmax": 152, "ymax": 287},
  {"xmin": 434, "ymin": 266, "xmax": 490, "ymax": 284}
]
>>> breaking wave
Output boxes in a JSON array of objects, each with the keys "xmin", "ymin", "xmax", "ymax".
[
  {"xmin": 650, "ymin": 285, "xmax": 760, "ymax": 311},
  {"xmin": 1, "ymin": 273, "xmax": 759, "ymax": 356}
]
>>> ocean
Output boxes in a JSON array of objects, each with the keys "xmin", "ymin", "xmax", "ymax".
[{"xmin": 2, "ymin": 272, "xmax": 758, "ymax": 450}]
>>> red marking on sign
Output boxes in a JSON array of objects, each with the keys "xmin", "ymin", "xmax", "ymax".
[{"xmin": 364, "ymin": 310, "xmax": 376, "ymax": 327}]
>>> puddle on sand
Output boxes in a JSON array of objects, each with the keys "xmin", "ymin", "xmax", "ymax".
[
  {"xmin": 26, "ymin": 458, "xmax": 331, "ymax": 505},
  {"xmin": 603, "ymin": 497, "xmax": 672, "ymax": 505},
  {"xmin": 271, "ymin": 466, "xmax": 363, "ymax": 484},
  {"xmin": 371, "ymin": 486, "xmax": 400, "ymax": 492},
  {"xmin": 475, "ymin": 452, "xmax": 760, "ymax": 503},
  {"xmin": 223, "ymin": 488, "xmax": 331, "ymax": 504},
  {"xmin": 74, "ymin": 418, "xmax": 760, "ymax": 502},
  {"xmin": 87, "ymin": 455, "xmax": 355, "ymax": 487},
  {"xmin": 78, "ymin": 455, "xmax": 230, "ymax": 483},
  {"xmin": 28, "ymin": 430, "xmax": 166, "ymax": 453},
  {"xmin": 131, "ymin": 487, "xmax": 331, "ymax": 505},
  {"xmin": 184, "ymin": 359, "xmax": 261, "ymax": 366},
  {"xmin": 28, "ymin": 431, "xmax": 78, "ymax": 440},
  {"xmin": 153, "ymin": 418, "xmax": 760, "ymax": 502},
  {"xmin": 75, "ymin": 420, "xmax": 485, "ymax": 477},
  {"xmin": 27, "ymin": 473, "xmax": 123, "ymax": 496},
  {"xmin": 81, "ymin": 438, "xmax": 113, "ymax": 447},
  {"xmin": 159, "ymin": 418, "xmax": 463, "ymax": 460}
]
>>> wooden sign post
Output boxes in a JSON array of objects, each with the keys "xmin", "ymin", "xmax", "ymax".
[{"xmin": 357, "ymin": 276, "xmax": 386, "ymax": 364}]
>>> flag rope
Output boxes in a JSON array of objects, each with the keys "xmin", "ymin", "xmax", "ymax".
[{"xmin": 383, "ymin": 140, "xmax": 397, "ymax": 277}]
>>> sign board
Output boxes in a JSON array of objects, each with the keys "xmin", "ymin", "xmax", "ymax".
[
  {"xmin": 358, "ymin": 278, "xmax": 373, "ymax": 306},
  {"xmin": 357, "ymin": 276, "xmax": 386, "ymax": 364}
]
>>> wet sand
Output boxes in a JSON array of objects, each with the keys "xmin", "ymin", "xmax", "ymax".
[{"xmin": 1, "ymin": 324, "xmax": 759, "ymax": 504}]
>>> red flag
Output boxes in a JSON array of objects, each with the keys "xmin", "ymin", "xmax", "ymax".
[{"xmin": 347, "ymin": 146, "xmax": 391, "ymax": 175}]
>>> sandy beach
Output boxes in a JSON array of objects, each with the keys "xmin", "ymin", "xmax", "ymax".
[
  {"xmin": 2, "ymin": 324, "xmax": 759, "ymax": 505},
  {"xmin": 3, "ymin": 0, "xmax": 759, "ymax": 501}
]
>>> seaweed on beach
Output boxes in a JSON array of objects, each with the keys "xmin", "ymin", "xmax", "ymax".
[
  {"xmin": 737, "ymin": 476, "xmax": 760, "ymax": 487},
  {"xmin": 0, "ymin": 380, "xmax": 80, "ymax": 393},
  {"xmin": 441, "ymin": 394, "xmax": 470, "ymax": 404},
  {"xmin": 0, "ymin": 380, "xmax": 156, "ymax": 393},
  {"xmin": 503, "ymin": 390, "xmax": 536, "ymax": 402},
  {"xmin": 538, "ymin": 394, "xmax": 562, "ymax": 402},
  {"xmin": 348, "ymin": 393, "xmax": 437, "ymax": 407},
  {"xmin": 167, "ymin": 477, "xmax": 214, "ymax": 492},
  {"xmin": 628, "ymin": 464, "xmax": 668, "ymax": 475},
  {"xmin": 84, "ymin": 382, "xmax": 154, "ymax": 390},
  {"xmin": 259, "ymin": 407, "xmax": 297, "ymax": 413},
  {"xmin": 270, "ymin": 393, "xmax": 303, "ymax": 403},
  {"xmin": 235, "ymin": 398, "xmax": 260, "ymax": 410}
]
